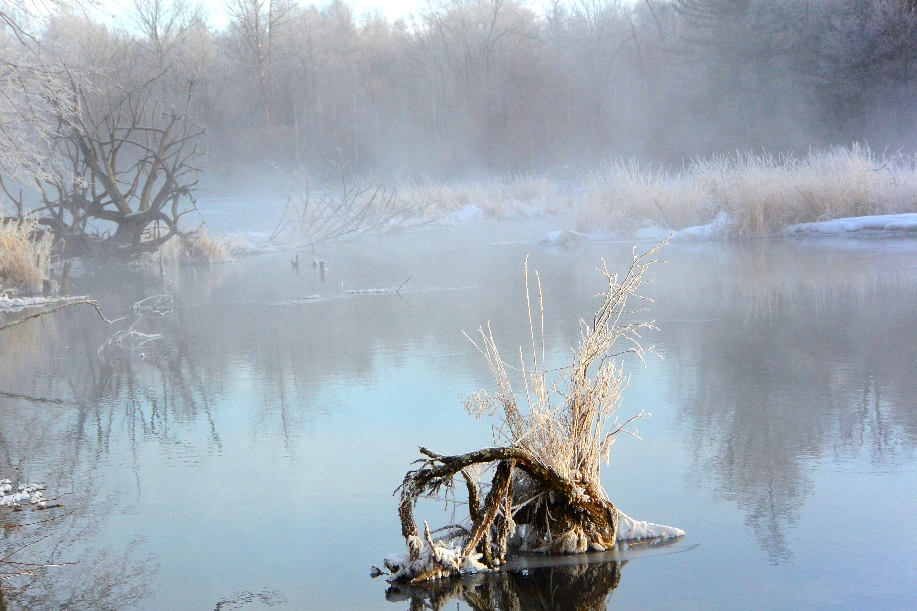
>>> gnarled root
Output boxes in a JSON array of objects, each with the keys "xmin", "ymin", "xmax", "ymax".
[{"xmin": 388, "ymin": 446, "xmax": 618, "ymax": 582}]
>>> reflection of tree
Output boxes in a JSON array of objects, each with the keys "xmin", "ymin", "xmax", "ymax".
[
  {"xmin": 656, "ymin": 244, "xmax": 917, "ymax": 562},
  {"xmin": 3, "ymin": 542, "xmax": 154, "ymax": 611},
  {"xmin": 385, "ymin": 560, "xmax": 625, "ymax": 611}
]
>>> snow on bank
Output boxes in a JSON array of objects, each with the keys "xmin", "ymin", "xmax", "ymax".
[
  {"xmin": 0, "ymin": 295, "xmax": 91, "ymax": 313},
  {"xmin": 540, "ymin": 229, "xmax": 592, "ymax": 245},
  {"xmin": 786, "ymin": 213, "xmax": 917, "ymax": 235},
  {"xmin": 542, "ymin": 212, "xmax": 917, "ymax": 244},
  {"xmin": 540, "ymin": 213, "xmax": 731, "ymax": 245},
  {"xmin": 633, "ymin": 211, "xmax": 731, "ymax": 241},
  {"xmin": 448, "ymin": 205, "xmax": 485, "ymax": 223}
]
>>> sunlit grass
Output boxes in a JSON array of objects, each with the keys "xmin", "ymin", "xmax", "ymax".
[{"xmin": 577, "ymin": 144, "xmax": 917, "ymax": 236}]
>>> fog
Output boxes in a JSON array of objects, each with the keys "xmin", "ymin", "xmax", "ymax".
[{"xmin": 5, "ymin": 0, "xmax": 917, "ymax": 195}]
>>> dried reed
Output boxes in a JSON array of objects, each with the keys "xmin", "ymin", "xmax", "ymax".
[
  {"xmin": 0, "ymin": 219, "xmax": 51, "ymax": 296},
  {"xmin": 464, "ymin": 242, "xmax": 662, "ymax": 501},
  {"xmin": 578, "ymin": 144, "xmax": 917, "ymax": 236},
  {"xmin": 388, "ymin": 242, "xmax": 669, "ymax": 583}
]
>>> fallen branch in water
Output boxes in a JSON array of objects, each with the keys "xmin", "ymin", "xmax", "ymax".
[
  {"xmin": 98, "ymin": 293, "xmax": 174, "ymax": 354},
  {"xmin": 0, "ymin": 463, "xmax": 74, "ymax": 592},
  {"xmin": 0, "ymin": 298, "xmax": 119, "ymax": 334}
]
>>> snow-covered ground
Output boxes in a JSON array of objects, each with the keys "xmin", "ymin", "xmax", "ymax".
[
  {"xmin": 539, "ymin": 212, "xmax": 917, "ymax": 245},
  {"xmin": 786, "ymin": 213, "xmax": 917, "ymax": 235},
  {"xmin": 0, "ymin": 295, "xmax": 91, "ymax": 313}
]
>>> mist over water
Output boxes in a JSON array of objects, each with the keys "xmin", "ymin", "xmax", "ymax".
[
  {"xmin": 3, "ymin": 0, "xmax": 917, "ymax": 608},
  {"xmin": 1, "ymin": 223, "xmax": 915, "ymax": 609}
]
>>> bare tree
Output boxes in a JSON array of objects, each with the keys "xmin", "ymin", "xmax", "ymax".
[
  {"xmin": 224, "ymin": 0, "xmax": 293, "ymax": 127},
  {"xmin": 131, "ymin": 0, "xmax": 208, "ymax": 66},
  {"xmin": 1, "ymin": 61, "xmax": 205, "ymax": 257},
  {"xmin": 0, "ymin": 1, "xmax": 75, "ymax": 187}
]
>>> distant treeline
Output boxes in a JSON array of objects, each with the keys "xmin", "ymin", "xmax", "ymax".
[{"xmin": 6, "ymin": 0, "xmax": 917, "ymax": 179}]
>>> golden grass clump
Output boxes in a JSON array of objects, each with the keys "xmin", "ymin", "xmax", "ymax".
[
  {"xmin": 578, "ymin": 144, "xmax": 917, "ymax": 237},
  {"xmin": 181, "ymin": 230, "xmax": 231, "ymax": 263},
  {"xmin": 464, "ymin": 246, "xmax": 659, "ymax": 497},
  {"xmin": 0, "ymin": 219, "xmax": 52, "ymax": 295}
]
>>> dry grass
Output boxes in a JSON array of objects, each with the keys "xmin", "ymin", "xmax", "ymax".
[
  {"xmin": 0, "ymin": 219, "xmax": 51, "ymax": 296},
  {"xmin": 464, "ymin": 242, "xmax": 663, "ymax": 497},
  {"xmin": 577, "ymin": 144, "xmax": 917, "ymax": 237},
  {"xmin": 181, "ymin": 229, "xmax": 231, "ymax": 263}
]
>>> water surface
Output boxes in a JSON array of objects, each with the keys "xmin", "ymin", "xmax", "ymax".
[{"xmin": 1, "ymin": 224, "xmax": 915, "ymax": 610}]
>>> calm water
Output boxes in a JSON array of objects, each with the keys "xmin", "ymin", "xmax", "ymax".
[{"xmin": 1, "ymin": 223, "xmax": 916, "ymax": 610}]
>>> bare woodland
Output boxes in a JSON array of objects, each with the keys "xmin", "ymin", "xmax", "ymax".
[
  {"xmin": 2, "ymin": 0, "xmax": 917, "ymax": 187},
  {"xmin": 0, "ymin": 0, "xmax": 914, "ymax": 264}
]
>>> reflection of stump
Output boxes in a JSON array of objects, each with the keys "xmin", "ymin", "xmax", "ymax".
[{"xmin": 385, "ymin": 560, "xmax": 626, "ymax": 611}]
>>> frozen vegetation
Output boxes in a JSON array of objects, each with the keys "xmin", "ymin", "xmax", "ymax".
[
  {"xmin": 384, "ymin": 243, "xmax": 683, "ymax": 583},
  {"xmin": 570, "ymin": 145, "xmax": 917, "ymax": 240},
  {"xmin": 0, "ymin": 220, "xmax": 51, "ymax": 296}
]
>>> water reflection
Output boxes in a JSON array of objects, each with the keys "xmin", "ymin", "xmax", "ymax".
[
  {"xmin": 657, "ymin": 242, "xmax": 917, "ymax": 561},
  {"xmin": 1, "ymin": 231, "xmax": 916, "ymax": 607},
  {"xmin": 385, "ymin": 561, "xmax": 625, "ymax": 611}
]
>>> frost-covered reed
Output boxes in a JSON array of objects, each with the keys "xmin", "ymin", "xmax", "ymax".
[
  {"xmin": 578, "ymin": 144, "xmax": 917, "ymax": 237},
  {"xmin": 181, "ymin": 229, "xmax": 232, "ymax": 263},
  {"xmin": 464, "ymin": 245, "xmax": 661, "ymax": 496},
  {"xmin": 399, "ymin": 175, "xmax": 570, "ymax": 220},
  {"xmin": 0, "ymin": 219, "xmax": 51, "ymax": 295}
]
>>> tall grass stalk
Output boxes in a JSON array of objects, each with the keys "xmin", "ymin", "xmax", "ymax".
[{"xmin": 465, "ymin": 241, "xmax": 663, "ymax": 506}]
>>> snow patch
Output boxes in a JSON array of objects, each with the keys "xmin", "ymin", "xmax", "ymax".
[
  {"xmin": 0, "ymin": 479, "xmax": 48, "ymax": 507},
  {"xmin": 383, "ymin": 540, "xmax": 489, "ymax": 582},
  {"xmin": 540, "ymin": 229, "xmax": 590, "ymax": 245},
  {"xmin": 449, "ymin": 205, "xmax": 485, "ymax": 223},
  {"xmin": 615, "ymin": 511, "xmax": 684, "ymax": 541},
  {"xmin": 786, "ymin": 213, "xmax": 917, "ymax": 235},
  {"xmin": 674, "ymin": 211, "xmax": 732, "ymax": 239},
  {"xmin": 632, "ymin": 212, "xmax": 732, "ymax": 241}
]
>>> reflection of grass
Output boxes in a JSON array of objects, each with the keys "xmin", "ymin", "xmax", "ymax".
[
  {"xmin": 0, "ymin": 220, "xmax": 51, "ymax": 295},
  {"xmin": 577, "ymin": 144, "xmax": 917, "ymax": 236}
]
